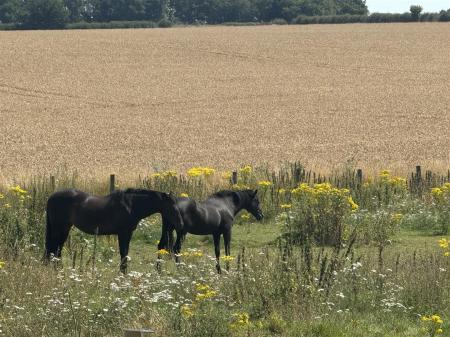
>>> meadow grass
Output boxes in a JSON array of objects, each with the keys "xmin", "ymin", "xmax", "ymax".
[{"xmin": 0, "ymin": 164, "xmax": 449, "ymax": 336}]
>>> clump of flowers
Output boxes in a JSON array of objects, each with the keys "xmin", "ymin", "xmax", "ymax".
[
  {"xmin": 241, "ymin": 213, "xmax": 250, "ymax": 221},
  {"xmin": 291, "ymin": 183, "xmax": 358, "ymax": 211},
  {"xmin": 421, "ymin": 314, "xmax": 444, "ymax": 336},
  {"xmin": 289, "ymin": 183, "xmax": 358, "ymax": 245},
  {"xmin": 220, "ymin": 255, "xmax": 235, "ymax": 262},
  {"xmin": 431, "ymin": 183, "xmax": 450, "ymax": 205},
  {"xmin": 379, "ymin": 170, "xmax": 407, "ymax": 189},
  {"xmin": 9, "ymin": 185, "xmax": 27, "ymax": 195},
  {"xmin": 180, "ymin": 193, "xmax": 189, "ymax": 198},
  {"xmin": 195, "ymin": 283, "xmax": 217, "ymax": 301},
  {"xmin": 230, "ymin": 312, "xmax": 250, "ymax": 329},
  {"xmin": 278, "ymin": 188, "xmax": 286, "ymax": 194},
  {"xmin": 187, "ymin": 167, "xmax": 215, "ymax": 177},
  {"xmin": 438, "ymin": 239, "xmax": 450, "ymax": 257},
  {"xmin": 239, "ymin": 165, "xmax": 252, "ymax": 175},
  {"xmin": 258, "ymin": 180, "xmax": 272, "ymax": 187},
  {"xmin": 158, "ymin": 248, "xmax": 170, "ymax": 255}
]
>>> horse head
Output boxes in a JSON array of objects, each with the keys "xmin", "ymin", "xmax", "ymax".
[
  {"xmin": 243, "ymin": 189, "xmax": 264, "ymax": 221},
  {"xmin": 160, "ymin": 192, "xmax": 184, "ymax": 231}
]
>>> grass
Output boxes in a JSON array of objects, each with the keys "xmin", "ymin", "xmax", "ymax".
[
  {"xmin": 1, "ymin": 167, "xmax": 450, "ymax": 336},
  {"xmin": 1, "ymin": 23, "xmax": 450, "ymax": 180}
]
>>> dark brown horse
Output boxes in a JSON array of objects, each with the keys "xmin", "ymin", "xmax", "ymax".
[
  {"xmin": 45, "ymin": 188, "xmax": 183, "ymax": 273},
  {"xmin": 158, "ymin": 189, "xmax": 263, "ymax": 273}
]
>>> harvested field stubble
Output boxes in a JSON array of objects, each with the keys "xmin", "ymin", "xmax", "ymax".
[{"xmin": 0, "ymin": 23, "xmax": 449, "ymax": 179}]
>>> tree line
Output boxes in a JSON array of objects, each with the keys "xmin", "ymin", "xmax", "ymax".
[
  {"xmin": 0, "ymin": 0, "xmax": 449, "ymax": 29},
  {"xmin": 0, "ymin": 0, "xmax": 368, "ymax": 28}
]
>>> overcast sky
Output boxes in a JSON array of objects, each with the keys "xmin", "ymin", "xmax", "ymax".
[{"xmin": 366, "ymin": 0, "xmax": 450, "ymax": 13}]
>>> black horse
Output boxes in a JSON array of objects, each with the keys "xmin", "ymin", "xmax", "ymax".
[
  {"xmin": 158, "ymin": 189, "xmax": 263, "ymax": 273},
  {"xmin": 45, "ymin": 188, "xmax": 183, "ymax": 273}
]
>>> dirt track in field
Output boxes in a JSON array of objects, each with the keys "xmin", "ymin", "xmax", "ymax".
[{"xmin": 1, "ymin": 23, "xmax": 449, "ymax": 179}]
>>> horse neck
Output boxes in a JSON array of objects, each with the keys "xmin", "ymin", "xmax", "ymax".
[
  {"xmin": 230, "ymin": 192, "xmax": 248, "ymax": 216},
  {"xmin": 138, "ymin": 192, "xmax": 164, "ymax": 217}
]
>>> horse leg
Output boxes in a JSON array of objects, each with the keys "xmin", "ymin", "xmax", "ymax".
[
  {"xmin": 173, "ymin": 231, "xmax": 186, "ymax": 263},
  {"xmin": 55, "ymin": 224, "xmax": 72, "ymax": 259},
  {"xmin": 224, "ymin": 229, "xmax": 231, "ymax": 271},
  {"xmin": 118, "ymin": 230, "xmax": 133, "ymax": 274},
  {"xmin": 213, "ymin": 233, "xmax": 221, "ymax": 274}
]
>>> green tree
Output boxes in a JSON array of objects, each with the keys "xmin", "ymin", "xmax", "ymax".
[
  {"xmin": 64, "ymin": 0, "xmax": 84, "ymax": 22},
  {"xmin": 23, "ymin": 0, "xmax": 69, "ymax": 28},
  {"xmin": 336, "ymin": 0, "xmax": 367, "ymax": 15},
  {"xmin": 0, "ymin": 0, "xmax": 25, "ymax": 23},
  {"xmin": 112, "ymin": 0, "xmax": 146, "ymax": 20},
  {"xmin": 410, "ymin": 4, "xmax": 422, "ymax": 21}
]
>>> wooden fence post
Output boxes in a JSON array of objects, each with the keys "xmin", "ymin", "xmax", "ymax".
[
  {"xmin": 356, "ymin": 169, "xmax": 363, "ymax": 188},
  {"xmin": 231, "ymin": 171, "xmax": 238, "ymax": 185},
  {"xmin": 50, "ymin": 175, "xmax": 55, "ymax": 191},
  {"xmin": 415, "ymin": 166, "xmax": 422, "ymax": 197},
  {"xmin": 110, "ymin": 174, "xmax": 116, "ymax": 193}
]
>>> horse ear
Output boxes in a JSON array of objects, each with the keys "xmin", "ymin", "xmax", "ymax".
[{"xmin": 120, "ymin": 192, "xmax": 132, "ymax": 214}]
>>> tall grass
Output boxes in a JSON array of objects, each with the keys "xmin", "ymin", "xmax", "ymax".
[{"xmin": 0, "ymin": 163, "xmax": 449, "ymax": 336}]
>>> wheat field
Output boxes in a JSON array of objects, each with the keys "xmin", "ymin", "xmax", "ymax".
[{"xmin": 1, "ymin": 23, "xmax": 449, "ymax": 179}]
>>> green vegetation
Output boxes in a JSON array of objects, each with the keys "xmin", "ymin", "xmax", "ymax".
[
  {"xmin": 1, "ymin": 0, "xmax": 450, "ymax": 29},
  {"xmin": 0, "ymin": 164, "xmax": 449, "ymax": 336}
]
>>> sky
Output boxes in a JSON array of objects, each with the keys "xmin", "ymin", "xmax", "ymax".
[{"xmin": 366, "ymin": 0, "xmax": 450, "ymax": 13}]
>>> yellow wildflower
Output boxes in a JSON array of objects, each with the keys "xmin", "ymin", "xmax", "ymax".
[
  {"xmin": 444, "ymin": 252, "xmax": 450, "ymax": 257},
  {"xmin": 258, "ymin": 180, "xmax": 272, "ymax": 187},
  {"xmin": 195, "ymin": 283, "xmax": 211, "ymax": 292},
  {"xmin": 150, "ymin": 173, "xmax": 161, "ymax": 179},
  {"xmin": 221, "ymin": 255, "xmax": 235, "ymax": 261},
  {"xmin": 9, "ymin": 185, "xmax": 27, "ymax": 195},
  {"xmin": 0, "ymin": 193, "xmax": 4, "ymax": 199},
  {"xmin": 439, "ymin": 239, "xmax": 449, "ymax": 249},
  {"xmin": 158, "ymin": 249, "xmax": 170, "ymax": 255},
  {"xmin": 437, "ymin": 328, "xmax": 443, "ymax": 333},
  {"xmin": 180, "ymin": 193, "xmax": 189, "ymax": 198},
  {"xmin": 4, "ymin": 203, "xmax": 11, "ymax": 208},
  {"xmin": 196, "ymin": 290, "xmax": 216, "ymax": 301},
  {"xmin": 181, "ymin": 304, "xmax": 194, "ymax": 318},
  {"xmin": 391, "ymin": 213, "xmax": 403, "ymax": 222},
  {"xmin": 421, "ymin": 316, "xmax": 430, "ymax": 322},
  {"xmin": 239, "ymin": 165, "xmax": 252, "ymax": 174},
  {"xmin": 431, "ymin": 315, "xmax": 443, "ymax": 324},
  {"xmin": 0, "ymin": 261, "xmax": 5, "ymax": 269},
  {"xmin": 379, "ymin": 170, "xmax": 390, "ymax": 178},
  {"xmin": 277, "ymin": 188, "xmax": 286, "ymax": 194},
  {"xmin": 432, "ymin": 188, "xmax": 443, "ymax": 197},
  {"xmin": 348, "ymin": 196, "xmax": 359, "ymax": 211},
  {"xmin": 280, "ymin": 204, "xmax": 292, "ymax": 210},
  {"xmin": 241, "ymin": 213, "xmax": 250, "ymax": 221},
  {"xmin": 187, "ymin": 167, "xmax": 215, "ymax": 177}
]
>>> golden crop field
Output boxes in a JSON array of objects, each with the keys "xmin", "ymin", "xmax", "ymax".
[{"xmin": 1, "ymin": 23, "xmax": 449, "ymax": 179}]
